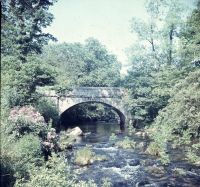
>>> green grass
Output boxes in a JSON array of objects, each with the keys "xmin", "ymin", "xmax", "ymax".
[{"xmin": 74, "ymin": 146, "xmax": 108, "ymax": 166}]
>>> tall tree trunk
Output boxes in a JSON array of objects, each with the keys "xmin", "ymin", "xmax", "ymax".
[
  {"xmin": 148, "ymin": 24, "xmax": 160, "ymax": 69},
  {"xmin": 168, "ymin": 24, "xmax": 174, "ymax": 65}
]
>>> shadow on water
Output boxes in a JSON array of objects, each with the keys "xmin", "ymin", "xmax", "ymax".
[{"xmin": 65, "ymin": 121, "xmax": 200, "ymax": 187}]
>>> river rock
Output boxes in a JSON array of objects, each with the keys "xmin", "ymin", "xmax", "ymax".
[
  {"xmin": 129, "ymin": 159, "xmax": 140, "ymax": 166},
  {"xmin": 135, "ymin": 131, "xmax": 147, "ymax": 138},
  {"xmin": 136, "ymin": 180, "xmax": 151, "ymax": 187},
  {"xmin": 68, "ymin": 127, "xmax": 83, "ymax": 137},
  {"xmin": 145, "ymin": 165, "xmax": 165, "ymax": 177},
  {"xmin": 106, "ymin": 161, "xmax": 126, "ymax": 168}
]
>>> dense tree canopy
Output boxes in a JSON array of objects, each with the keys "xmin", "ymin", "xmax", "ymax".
[
  {"xmin": 124, "ymin": 0, "xmax": 200, "ymax": 164},
  {"xmin": 1, "ymin": 0, "xmax": 57, "ymax": 61},
  {"xmin": 41, "ymin": 38, "xmax": 121, "ymax": 92},
  {"xmin": 179, "ymin": 0, "xmax": 200, "ymax": 65}
]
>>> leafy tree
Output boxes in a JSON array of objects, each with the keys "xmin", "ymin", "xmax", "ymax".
[
  {"xmin": 1, "ymin": 55, "xmax": 56, "ymax": 108},
  {"xmin": 141, "ymin": 1, "xmax": 200, "ymax": 164},
  {"xmin": 124, "ymin": 0, "xmax": 192, "ymax": 127},
  {"xmin": 15, "ymin": 154, "xmax": 75, "ymax": 187},
  {"xmin": 179, "ymin": 0, "xmax": 200, "ymax": 66},
  {"xmin": 1, "ymin": 133, "xmax": 43, "ymax": 187},
  {"xmin": 150, "ymin": 68, "xmax": 200, "ymax": 163},
  {"xmin": 42, "ymin": 38, "xmax": 121, "ymax": 90},
  {"xmin": 80, "ymin": 38, "xmax": 121, "ymax": 86},
  {"xmin": 1, "ymin": 0, "xmax": 57, "ymax": 61},
  {"xmin": 130, "ymin": 0, "xmax": 186, "ymax": 67},
  {"xmin": 1, "ymin": 0, "xmax": 57, "ymax": 110}
]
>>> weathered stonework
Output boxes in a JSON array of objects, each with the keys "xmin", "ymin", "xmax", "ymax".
[{"xmin": 41, "ymin": 87, "xmax": 131, "ymax": 130}]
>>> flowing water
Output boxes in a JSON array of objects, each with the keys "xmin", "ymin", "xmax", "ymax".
[{"xmin": 65, "ymin": 121, "xmax": 200, "ymax": 187}]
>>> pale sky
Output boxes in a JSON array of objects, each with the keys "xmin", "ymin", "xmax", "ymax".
[{"xmin": 44, "ymin": 0, "xmax": 195, "ymax": 74}]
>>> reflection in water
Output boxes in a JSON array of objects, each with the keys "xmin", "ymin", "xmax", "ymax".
[{"xmin": 68, "ymin": 121, "xmax": 120, "ymax": 143}]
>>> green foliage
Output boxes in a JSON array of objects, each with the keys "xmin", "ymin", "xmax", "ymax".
[
  {"xmin": 115, "ymin": 137, "xmax": 136, "ymax": 149},
  {"xmin": 124, "ymin": 0, "xmax": 194, "ymax": 128},
  {"xmin": 1, "ymin": 133, "xmax": 44, "ymax": 186},
  {"xmin": 15, "ymin": 154, "xmax": 75, "ymax": 187},
  {"xmin": 11, "ymin": 135, "xmax": 44, "ymax": 179},
  {"xmin": 0, "ymin": 153, "xmax": 16, "ymax": 187},
  {"xmin": 1, "ymin": 0, "xmax": 57, "ymax": 61},
  {"xmin": 186, "ymin": 143, "xmax": 200, "ymax": 165},
  {"xmin": 35, "ymin": 97, "xmax": 59, "ymax": 126},
  {"xmin": 153, "ymin": 69, "xmax": 200, "ymax": 138},
  {"xmin": 1, "ymin": 55, "xmax": 56, "ymax": 108},
  {"xmin": 74, "ymin": 146, "xmax": 107, "ymax": 166},
  {"xmin": 124, "ymin": 66, "xmax": 182, "ymax": 127},
  {"xmin": 1, "ymin": 0, "xmax": 200, "ymax": 186},
  {"xmin": 109, "ymin": 133, "xmax": 117, "ymax": 142},
  {"xmin": 149, "ymin": 69, "xmax": 200, "ymax": 163},
  {"xmin": 74, "ymin": 146, "xmax": 95, "ymax": 166},
  {"xmin": 146, "ymin": 142, "xmax": 161, "ymax": 156},
  {"xmin": 125, "ymin": 0, "xmax": 200, "ymax": 166},
  {"xmin": 179, "ymin": 0, "xmax": 200, "ymax": 64},
  {"xmin": 41, "ymin": 38, "xmax": 121, "ymax": 89}
]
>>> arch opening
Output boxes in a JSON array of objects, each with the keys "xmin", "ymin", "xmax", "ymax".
[{"xmin": 59, "ymin": 101, "xmax": 126, "ymax": 131}]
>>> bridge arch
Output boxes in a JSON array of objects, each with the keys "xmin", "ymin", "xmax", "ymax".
[
  {"xmin": 59, "ymin": 101, "xmax": 126, "ymax": 130},
  {"xmin": 39, "ymin": 87, "xmax": 132, "ymax": 130}
]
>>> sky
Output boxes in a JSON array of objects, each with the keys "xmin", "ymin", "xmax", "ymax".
[{"xmin": 44, "ymin": 0, "xmax": 195, "ymax": 74}]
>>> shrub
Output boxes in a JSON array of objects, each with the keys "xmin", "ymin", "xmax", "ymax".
[
  {"xmin": 115, "ymin": 137, "xmax": 136, "ymax": 149},
  {"xmin": 10, "ymin": 134, "xmax": 44, "ymax": 180},
  {"xmin": 74, "ymin": 146, "xmax": 107, "ymax": 166},
  {"xmin": 15, "ymin": 154, "xmax": 75, "ymax": 187},
  {"xmin": 8, "ymin": 106, "xmax": 47, "ymax": 136},
  {"xmin": 149, "ymin": 69, "xmax": 200, "ymax": 164},
  {"xmin": 146, "ymin": 142, "xmax": 170, "ymax": 165},
  {"xmin": 186, "ymin": 143, "xmax": 200, "ymax": 166},
  {"xmin": 74, "ymin": 146, "xmax": 95, "ymax": 166},
  {"xmin": 35, "ymin": 98, "xmax": 59, "ymax": 127},
  {"xmin": 1, "ymin": 134, "xmax": 44, "ymax": 186},
  {"xmin": 146, "ymin": 142, "xmax": 161, "ymax": 156}
]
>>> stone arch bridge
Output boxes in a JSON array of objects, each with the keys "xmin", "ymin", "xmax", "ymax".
[{"xmin": 41, "ymin": 87, "xmax": 131, "ymax": 130}]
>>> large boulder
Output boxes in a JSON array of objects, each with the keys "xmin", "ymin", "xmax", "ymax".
[{"xmin": 68, "ymin": 127, "xmax": 83, "ymax": 137}]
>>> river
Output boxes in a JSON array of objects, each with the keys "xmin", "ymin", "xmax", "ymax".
[{"xmin": 65, "ymin": 121, "xmax": 200, "ymax": 187}]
